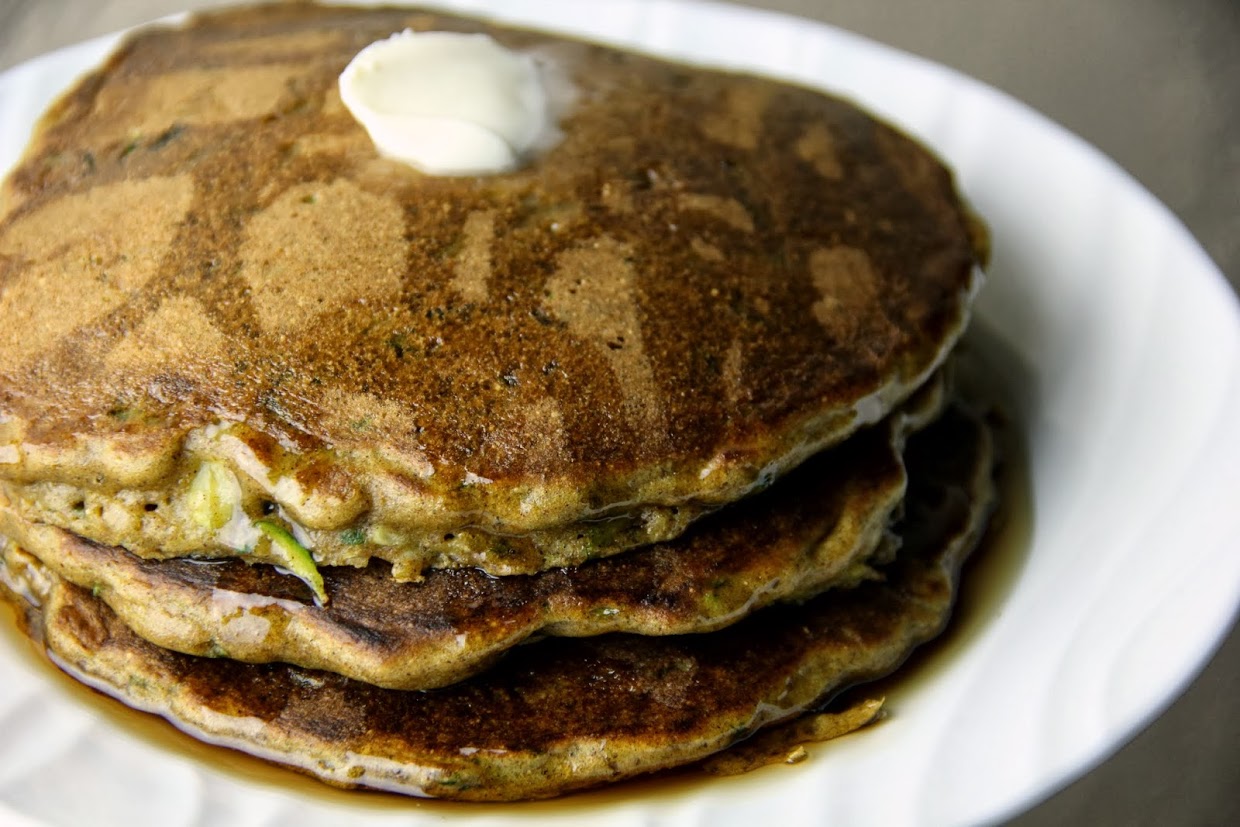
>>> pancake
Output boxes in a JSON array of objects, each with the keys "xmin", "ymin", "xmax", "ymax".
[
  {"xmin": 0, "ymin": 374, "xmax": 944, "ymax": 690},
  {"xmin": 0, "ymin": 403, "xmax": 997, "ymax": 801},
  {"xmin": 0, "ymin": 2, "xmax": 986, "ymax": 577}
]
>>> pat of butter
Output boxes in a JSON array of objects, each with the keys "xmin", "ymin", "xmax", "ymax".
[{"xmin": 339, "ymin": 30, "xmax": 554, "ymax": 175}]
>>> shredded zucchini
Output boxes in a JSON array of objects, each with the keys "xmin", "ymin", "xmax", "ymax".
[
  {"xmin": 187, "ymin": 461, "xmax": 242, "ymax": 530},
  {"xmin": 256, "ymin": 519, "xmax": 328, "ymax": 606}
]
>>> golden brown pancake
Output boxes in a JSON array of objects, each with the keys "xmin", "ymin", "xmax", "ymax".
[
  {"xmin": 0, "ymin": 2, "xmax": 984, "ymax": 576},
  {"xmin": 0, "ymin": 2, "xmax": 1002, "ymax": 804},
  {"xmin": 0, "ymin": 376, "xmax": 943, "ymax": 690},
  {"xmin": 0, "ymin": 404, "xmax": 997, "ymax": 801}
]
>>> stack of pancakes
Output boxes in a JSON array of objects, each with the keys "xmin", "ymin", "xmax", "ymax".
[{"xmin": 0, "ymin": 2, "xmax": 997, "ymax": 801}]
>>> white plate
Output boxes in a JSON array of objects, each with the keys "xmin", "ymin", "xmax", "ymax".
[{"xmin": 1, "ymin": 2, "xmax": 1238, "ymax": 826}]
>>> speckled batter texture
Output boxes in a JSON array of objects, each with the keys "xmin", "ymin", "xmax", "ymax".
[
  {"xmin": 0, "ymin": 2, "xmax": 985, "ymax": 573},
  {"xmin": 0, "ymin": 403, "xmax": 997, "ymax": 800},
  {"xmin": 0, "ymin": 375, "xmax": 944, "ymax": 689},
  {"xmin": 0, "ymin": 2, "xmax": 1000, "ymax": 802}
]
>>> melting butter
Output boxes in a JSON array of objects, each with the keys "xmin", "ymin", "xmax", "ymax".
[{"xmin": 339, "ymin": 30, "xmax": 560, "ymax": 175}]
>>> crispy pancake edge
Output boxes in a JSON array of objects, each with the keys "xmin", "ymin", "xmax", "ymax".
[
  {"xmin": 0, "ymin": 378, "xmax": 945, "ymax": 689},
  {"xmin": 0, "ymin": 404, "xmax": 997, "ymax": 800}
]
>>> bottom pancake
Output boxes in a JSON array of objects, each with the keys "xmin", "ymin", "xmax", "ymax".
[{"xmin": 0, "ymin": 405, "xmax": 996, "ymax": 802}]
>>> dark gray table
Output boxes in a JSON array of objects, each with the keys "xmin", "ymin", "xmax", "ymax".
[{"xmin": 2, "ymin": 1, "xmax": 1236, "ymax": 824}]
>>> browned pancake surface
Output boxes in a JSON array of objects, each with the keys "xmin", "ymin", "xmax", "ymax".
[
  {"xmin": 0, "ymin": 405, "xmax": 996, "ymax": 800},
  {"xmin": 0, "ymin": 3, "xmax": 982, "ymax": 568},
  {"xmin": 1, "ymin": 384, "xmax": 945, "ymax": 689}
]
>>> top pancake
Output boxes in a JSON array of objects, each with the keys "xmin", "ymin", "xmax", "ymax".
[{"xmin": 0, "ymin": 2, "xmax": 984, "ymax": 572}]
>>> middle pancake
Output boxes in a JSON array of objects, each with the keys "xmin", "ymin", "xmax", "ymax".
[{"xmin": 3, "ymin": 374, "xmax": 945, "ymax": 690}]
